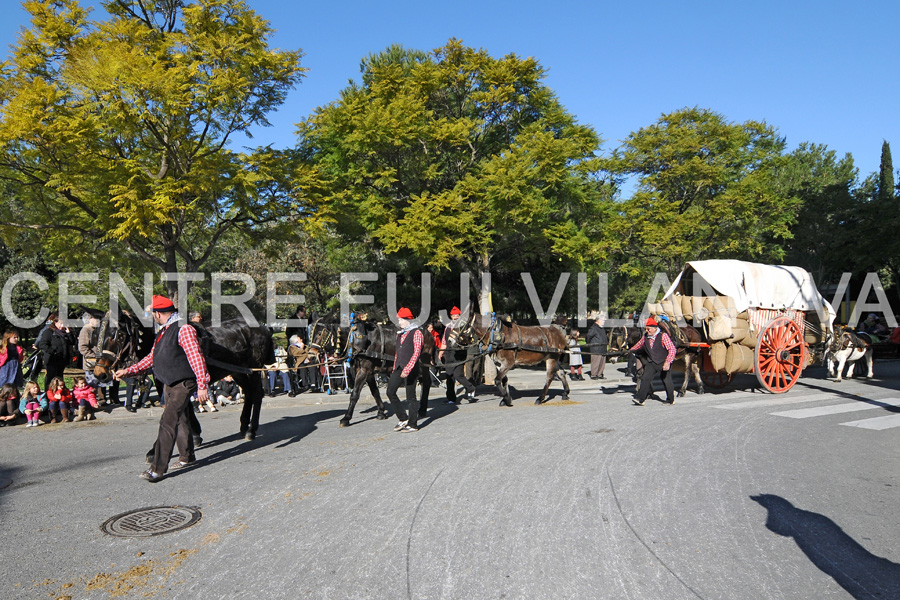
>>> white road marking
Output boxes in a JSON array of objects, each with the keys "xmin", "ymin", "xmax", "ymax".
[
  {"xmin": 771, "ymin": 397, "xmax": 900, "ymax": 419},
  {"xmin": 840, "ymin": 414, "xmax": 900, "ymax": 430}
]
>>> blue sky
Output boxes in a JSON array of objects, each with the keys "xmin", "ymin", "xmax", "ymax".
[{"xmin": 2, "ymin": 1, "xmax": 898, "ymax": 179}]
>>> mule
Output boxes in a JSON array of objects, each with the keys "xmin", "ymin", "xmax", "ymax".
[
  {"xmin": 92, "ymin": 311, "xmax": 274, "ymax": 439},
  {"xmin": 608, "ymin": 322, "xmax": 705, "ymax": 397},
  {"xmin": 825, "ymin": 326, "xmax": 874, "ymax": 382},
  {"xmin": 448, "ymin": 314, "xmax": 570, "ymax": 406}
]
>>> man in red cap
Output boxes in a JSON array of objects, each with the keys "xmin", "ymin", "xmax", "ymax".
[
  {"xmin": 628, "ymin": 317, "xmax": 676, "ymax": 405},
  {"xmin": 438, "ymin": 306, "xmax": 476, "ymax": 404},
  {"xmin": 389, "ymin": 307, "xmax": 424, "ymax": 432},
  {"xmin": 114, "ymin": 294, "xmax": 210, "ymax": 482}
]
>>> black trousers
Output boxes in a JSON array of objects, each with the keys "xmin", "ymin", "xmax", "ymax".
[
  {"xmin": 150, "ymin": 380, "xmax": 196, "ymax": 475},
  {"xmin": 443, "ymin": 352, "xmax": 474, "ymax": 401},
  {"xmin": 387, "ymin": 363, "xmax": 420, "ymax": 427},
  {"xmin": 636, "ymin": 361, "xmax": 674, "ymax": 402}
]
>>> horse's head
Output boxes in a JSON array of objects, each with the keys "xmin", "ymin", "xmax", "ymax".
[
  {"xmin": 308, "ymin": 319, "xmax": 346, "ymax": 359},
  {"xmin": 445, "ymin": 313, "xmax": 476, "ymax": 349},
  {"xmin": 348, "ymin": 318, "xmax": 373, "ymax": 355},
  {"xmin": 826, "ymin": 326, "xmax": 850, "ymax": 354},
  {"xmin": 92, "ymin": 312, "xmax": 150, "ymax": 383}
]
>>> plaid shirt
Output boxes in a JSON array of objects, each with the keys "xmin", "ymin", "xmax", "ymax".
[
  {"xmin": 124, "ymin": 315, "xmax": 210, "ymax": 390},
  {"xmin": 631, "ymin": 331, "xmax": 677, "ymax": 366}
]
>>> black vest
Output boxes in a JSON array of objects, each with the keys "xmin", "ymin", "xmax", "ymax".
[
  {"xmin": 394, "ymin": 328, "xmax": 421, "ymax": 372},
  {"xmin": 152, "ymin": 323, "xmax": 196, "ymax": 386},
  {"xmin": 644, "ymin": 333, "xmax": 670, "ymax": 366}
]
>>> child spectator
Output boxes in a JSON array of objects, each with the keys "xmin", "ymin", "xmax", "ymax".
[
  {"xmin": 71, "ymin": 376, "xmax": 98, "ymax": 421},
  {"xmin": 45, "ymin": 376, "xmax": 75, "ymax": 423},
  {"xmin": 19, "ymin": 381, "xmax": 46, "ymax": 427},
  {"xmin": 214, "ymin": 374, "xmax": 243, "ymax": 406},
  {"xmin": 0, "ymin": 383, "xmax": 20, "ymax": 426},
  {"xmin": 0, "ymin": 330, "xmax": 26, "ymax": 389},
  {"xmin": 568, "ymin": 330, "xmax": 584, "ymax": 380}
]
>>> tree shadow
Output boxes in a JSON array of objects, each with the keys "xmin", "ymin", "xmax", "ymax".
[{"xmin": 751, "ymin": 494, "xmax": 900, "ymax": 599}]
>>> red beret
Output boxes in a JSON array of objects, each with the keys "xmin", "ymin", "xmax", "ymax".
[
  {"xmin": 397, "ymin": 307, "xmax": 414, "ymax": 320},
  {"xmin": 151, "ymin": 295, "xmax": 175, "ymax": 311},
  {"xmin": 645, "ymin": 317, "xmax": 658, "ymax": 326},
  {"xmin": 450, "ymin": 306, "xmax": 461, "ymax": 316}
]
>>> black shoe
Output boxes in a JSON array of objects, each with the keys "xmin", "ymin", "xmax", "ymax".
[
  {"xmin": 632, "ymin": 398, "xmax": 645, "ymax": 406},
  {"xmin": 590, "ymin": 376, "xmax": 599, "ymax": 380},
  {"xmin": 288, "ymin": 391, "xmax": 297, "ymax": 398},
  {"xmin": 599, "ymin": 375, "xmax": 605, "ymax": 379},
  {"xmin": 140, "ymin": 469, "xmax": 164, "ymax": 483}
]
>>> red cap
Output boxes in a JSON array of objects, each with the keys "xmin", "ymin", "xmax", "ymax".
[
  {"xmin": 151, "ymin": 295, "xmax": 175, "ymax": 311},
  {"xmin": 397, "ymin": 307, "xmax": 414, "ymax": 320},
  {"xmin": 450, "ymin": 306, "xmax": 461, "ymax": 316},
  {"xmin": 645, "ymin": 317, "xmax": 658, "ymax": 327}
]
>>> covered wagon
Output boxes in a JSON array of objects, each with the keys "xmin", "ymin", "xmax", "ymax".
[{"xmin": 649, "ymin": 260, "xmax": 837, "ymax": 393}]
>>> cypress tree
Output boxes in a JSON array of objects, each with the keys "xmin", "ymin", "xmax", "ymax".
[{"xmin": 879, "ymin": 140, "xmax": 895, "ymax": 201}]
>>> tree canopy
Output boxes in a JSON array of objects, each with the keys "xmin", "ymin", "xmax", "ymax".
[{"xmin": 0, "ymin": 0, "xmax": 305, "ymax": 293}]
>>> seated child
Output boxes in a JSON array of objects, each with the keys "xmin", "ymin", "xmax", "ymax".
[
  {"xmin": 214, "ymin": 374, "xmax": 243, "ymax": 406},
  {"xmin": 0, "ymin": 383, "xmax": 20, "ymax": 426},
  {"xmin": 45, "ymin": 377, "xmax": 75, "ymax": 423},
  {"xmin": 71, "ymin": 376, "xmax": 99, "ymax": 421},
  {"xmin": 19, "ymin": 381, "xmax": 46, "ymax": 427}
]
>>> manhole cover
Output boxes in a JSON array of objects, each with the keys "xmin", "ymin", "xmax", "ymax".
[{"xmin": 101, "ymin": 506, "xmax": 202, "ymax": 538}]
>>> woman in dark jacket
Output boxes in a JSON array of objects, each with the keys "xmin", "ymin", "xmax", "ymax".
[
  {"xmin": 36, "ymin": 314, "xmax": 74, "ymax": 390},
  {"xmin": 585, "ymin": 313, "xmax": 608, "ymax": 380}
]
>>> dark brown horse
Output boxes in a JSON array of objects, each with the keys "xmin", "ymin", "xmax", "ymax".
[
  {"xmin": 448, "ymin": 314, "xmax": 570, "ymax": 406},
  {"xmin": 609, "ymin": 321, "xmax": 705, "ymax": 397}
]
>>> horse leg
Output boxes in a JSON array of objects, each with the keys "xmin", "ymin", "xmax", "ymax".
[
  {"xmin": 691, "ymin": 355, "xmax": 704, "ymax": 395},
  {"xmin": 367, "ymin": 375, "xmax": 389, "ymax": 419},
  {"xmin": 340, "ymin": 369, "xmax": 368, "ymax": 427},
  {"xmin": 866, "ymin": 350, "xmax": 874, "ymax": 378},
  {"xmin": 418, "ymin": 371, "xmax": 431, "ymax": 416},
  {"xmin": 495, "ymin": 358, "xmax": 514, "ymax": 407},
  {"xmin": 677, "ymin": 357, "xmax": 689, "ymax": 398},
  {"xmin": 834, "ymin": 355, "xmax": 846, "ymax": 382},
  {"xmin": 239, "ymin": 373, "xmax": 263, "ymax": 439}
]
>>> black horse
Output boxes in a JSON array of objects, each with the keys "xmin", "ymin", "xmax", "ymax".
[
  {"xmin": 312, "ymin": 317, "xmax": 435, "ymax": 428},
  {"xmin": 92, "ymin": 311, "xmax": 275, "ymax": 440}
]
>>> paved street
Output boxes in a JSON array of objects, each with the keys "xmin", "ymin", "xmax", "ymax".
[{"xmin": 1, "ymin": 360, "xmax": 899, "ymax": 600}]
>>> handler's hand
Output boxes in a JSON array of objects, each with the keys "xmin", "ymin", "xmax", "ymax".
[
  {"xmin": 113, "ymin": 369, "xmax": 128, "ymax": 381},
  {"xmin": 663, "ymin": 363, "xmax": 670, "ymax": 371},
  {"xmin": 196, "ymin": 387, "xmax": 209, "ymax": 403}
]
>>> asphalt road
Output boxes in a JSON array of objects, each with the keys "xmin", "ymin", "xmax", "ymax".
[{"xmin": 1, "ymin": 361, "xmax": 898, "ymax": 600}]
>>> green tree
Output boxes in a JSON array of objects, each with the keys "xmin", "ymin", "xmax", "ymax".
[
  {"xmin": 878, "ymin": 140, "xmax": 895, "ymax": 203},
  {"xmin": 294, "ymin": 40, "xmax": 611, "ymax": 313},
  {"xmin": 602, "ymin": 107, "xmax": 799, "ymax": 287},
  {"xmin": 0, "ymin": 0, "xmax": 305, "ymax": 295}
]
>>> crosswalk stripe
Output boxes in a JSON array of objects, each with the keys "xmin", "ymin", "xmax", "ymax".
[
  {"xmin": 714, "ymin": 395, "xmax": 829, "ymax": 410},
  {"xmin": 840, "ymin": 414, "xmax": 900, "ymax": 430},
  {"xmin": 771, "ymin": 397, "xmax": 900, "ymax": 419}
]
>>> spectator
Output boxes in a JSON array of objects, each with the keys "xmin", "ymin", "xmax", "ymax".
[
  {"xmin": 189, "ymin": 311, "xmax": 203, "ymax": 325},
  {"xmin": 585, "ymin": 312, "xmax": 608, "ymax": 380},
  {"xmin": 265, "ymin": 345, "xmax": 292, "ymax": 397},
  {"xmin": 0, "ymin": 330, "xmax": 26, "ymax": 389},
  {"xmin": 71, "ymin": 376, "xmax": 98, "ymax": 421},
  {"xmin": 19, "ymin": 381, "xmax": 46, "ymax": 427},
  {"xmin": 288, "ymin": 335, "xmax": 319, "ymax": 393},
  {"xmin": 0, "ymin": 383, "xmax": 20, "ymax": 426},
  {"xmin": 123, "ymin": 373, "xmax": 151, "ymax": 413},
  {"xmin": 214, "ymin": 374, "xmax": 243, "ymax": 406},
  {"xmin": 36, "ymin": 313, "xmax": 74, "ymax": 391},
  {"xmin": 568, "ymin": 329, "xmax": 584, "ymax": 380},
  {"xmin": 45, "ymin": 376, "xmax": 74, "ymax": 423}
]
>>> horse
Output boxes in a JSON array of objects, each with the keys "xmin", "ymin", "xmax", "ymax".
[
  {"xmin": 308, "ymin": 317, "xmax": 436, "ymax": 428},
  {"xmin": 447, "ymin": 314, "xmax": 570, "ymax": 406},
  {"xmin": 608, "ymin": 322, "xmax": 705, "ymax": 397},
  {"xmin": 91, "ymin": 311, "xmax": 275, "ymax": 440},
  {"xmin": 825, "ymin": 325, "xmax": 874, "ymax": 382}
]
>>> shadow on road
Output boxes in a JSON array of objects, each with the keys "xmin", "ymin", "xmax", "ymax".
[{"xmin": 751, "ymin": 494, "xmax": 900, "ymax": 599}]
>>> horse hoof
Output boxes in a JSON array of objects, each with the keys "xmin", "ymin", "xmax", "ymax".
[
  {"xmin": 375, "ymin": 413, "xmax": 387, "ymax": 421},
  {"xmin": 534, "ymin": 398, "xmax": 543, "ymax": 405},
  {"xmin": 676, "ymin": 391, "xmax": 685, "ymax": 398},
  {"xmin": 562, "ymin": 395, "xmax": 569, "ymax": 401},
  {"xmin": 339, "ymin": 420, "xmax": 350, "ymax": 428}
]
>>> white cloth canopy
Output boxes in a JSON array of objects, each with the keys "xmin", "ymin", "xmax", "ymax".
[{"xmin": 662, "ymin": 260, "xmax": 836, "ymax": 330}]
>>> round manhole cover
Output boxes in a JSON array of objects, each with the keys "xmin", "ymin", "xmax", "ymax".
[{"xmin": 101, "ymin": 506, "xmax": 202, "ymax": 537}]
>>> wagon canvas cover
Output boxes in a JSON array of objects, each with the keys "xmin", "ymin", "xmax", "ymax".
[{"xmin": 662, "ymin": 259, "xmax": 836, "ymax": 330}]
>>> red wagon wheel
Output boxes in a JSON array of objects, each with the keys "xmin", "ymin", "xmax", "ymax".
[
  {"xmin": 754, "ymin": 316, "xmax": 807, "ymax": 393},
  {"xmin": 699, "ymin": 347, "xmax": 734, "ymax": 389}
]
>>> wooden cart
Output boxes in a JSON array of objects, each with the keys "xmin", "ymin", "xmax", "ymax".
[{"xmin": 655, "ymin": 260, "xmax": 836, "ymax": 394}]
